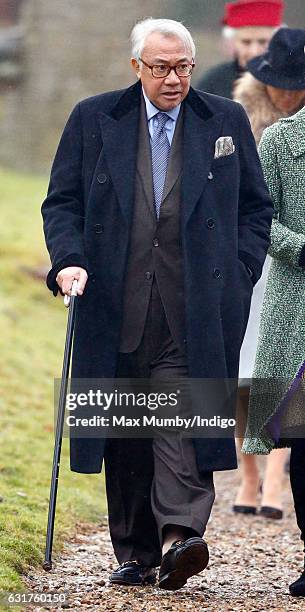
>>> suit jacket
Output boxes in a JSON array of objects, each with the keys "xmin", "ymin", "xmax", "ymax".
[
  {"xmin": 42, "ymin": 79, "xmax": 273, "ymax": 473},
  {"xmin": 119, "ymin": 95, "xmax": 185, "ymax": 352}
]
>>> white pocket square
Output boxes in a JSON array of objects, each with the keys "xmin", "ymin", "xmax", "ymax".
[{"xmin": 214, "ymin": 136, "xmax": 235, "ymax": 159}]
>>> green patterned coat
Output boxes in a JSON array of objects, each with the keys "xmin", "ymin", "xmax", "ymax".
[{"xmin": 243, "ymin": 107, "xmax": 305, "ymax": 454}]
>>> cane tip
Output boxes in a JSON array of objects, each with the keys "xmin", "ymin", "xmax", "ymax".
[{"xmin": 43, "ymin": 560, "xmax": 52, "ymax": 571}]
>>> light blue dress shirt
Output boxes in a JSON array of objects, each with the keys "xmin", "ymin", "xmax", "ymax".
[{"xmin": 142, "ymin": 88, "xmax": 181, "ymax": 146}]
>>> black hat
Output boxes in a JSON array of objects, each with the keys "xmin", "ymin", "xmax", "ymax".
[{"xmin": 247, "ymin": 28, "xmax": 305, "ymax": 90}]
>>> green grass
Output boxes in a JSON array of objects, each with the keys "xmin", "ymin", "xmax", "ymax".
[{"xmin": 0, "ymin": 167, "xmax": 106, "ymax": 593}]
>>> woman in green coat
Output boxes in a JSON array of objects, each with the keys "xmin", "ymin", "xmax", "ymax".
[
  {"xmin": 233, "ymin": 28, "xmax": 305, "ymax": 519},
  {"xmin": 243, "ymin": 108, "xmax": 305, "ymax": 450},
  {"xmin": 244, "ymin": 105, "xmax": 305, "ymax": 596}
]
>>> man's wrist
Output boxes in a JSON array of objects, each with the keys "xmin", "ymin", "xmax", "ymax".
[{"xmin": 47, "ymin": 254, "xmax": 89, "ymax": 296}]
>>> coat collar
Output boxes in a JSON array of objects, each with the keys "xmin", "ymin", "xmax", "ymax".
[
  {"xmin": 108, "ymin": 79, "xmax": 216, "ymax": 122},
  {"xmin": 110, "ymin": 79, "xmax": 142, "ymax": 119},
  {"xmin": 280, "ymin": 107, "xmax": 305, "ymax": 158},
  {"xmin": 97, "ymin": 80, "xmax": 224, "ymax": 225},
  {"xmin": 97, "ymin": 83, "xmax": 142, "ymax": 224}
]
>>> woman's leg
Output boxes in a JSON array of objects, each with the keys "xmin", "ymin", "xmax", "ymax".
[{"xmin": 261, "ymin": 447, "xmax": 289, "ymax": 513}]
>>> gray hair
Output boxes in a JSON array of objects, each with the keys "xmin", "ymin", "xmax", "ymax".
[
  {"xmin": 131, "ymin": 18, "xmax": 196, "ymax": 60},
  {"xmin": 222, "ymin": 26, "xmax": 236, "ymax": 40},
  {"xmin": 222, "ymin": 24, "xmax": 283, "ymax": 39}
]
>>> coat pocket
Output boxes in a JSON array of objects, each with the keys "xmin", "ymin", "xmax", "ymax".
[{"xmin": 211, "ymin": 151, "xmax": 237, "ymax": 168}]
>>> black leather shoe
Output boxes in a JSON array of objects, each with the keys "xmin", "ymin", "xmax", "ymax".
[
  {"xmin": 233, "ymin": 504, "xmax": 257, "ymax": 515},
  {"xmin": 289, "ymin": 570, "xmax": 305, "ymax": 597},
  {"xmin": 159, "ymin": 537, "xmax": 209, "ymax": 591},
  {"xmin": 109, "ymin": 560, "xmax": 157, "ymax": 586},
  {"xmin": 259, "ymin": 506, "xmax": 283, "ymax": 520}
]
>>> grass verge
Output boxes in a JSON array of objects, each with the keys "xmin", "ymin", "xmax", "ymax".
[{"xmin": 0, "ymin": 167, "xmax": 106, "ymax": 593}]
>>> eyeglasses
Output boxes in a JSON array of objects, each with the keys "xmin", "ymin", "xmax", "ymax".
[{"xmin": 138, "ymin": 57, "xmax": 195, "ymax": 78}]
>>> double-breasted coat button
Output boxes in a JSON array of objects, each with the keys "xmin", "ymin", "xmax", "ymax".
[
  {"xmin": 145, "ymin": 271, "xmax": 152, "ymax": 280},
  {"xmin": 94, "ymin": 224, "xmax": 104, "ymax": 234},
  {"xmin": 206, "ymin": 218, "xmax": 215, "ymax": 229},
  {"xmin": 153, "ymin": 238, "xmax": 159, "ymax": 247},
  {"xmin": 208, "ymin": 171, "xmax": 213, "ymax": 180},
  {"xmin": 97, "ymin": 173, "xmax": 107, "ymax": 184},
  {"xmin": 213, "ymin": 268, "xmax": 221, "ymax": 279}
]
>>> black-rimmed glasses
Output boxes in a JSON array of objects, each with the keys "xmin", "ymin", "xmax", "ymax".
[{"xmin": 139, "ymin": 57, "xmax": 195, "ymax": 78}]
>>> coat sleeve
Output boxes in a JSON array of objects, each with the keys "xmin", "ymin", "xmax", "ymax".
[
  {"xmin": 258, "ymin": 125, "xmax": 305, "ymax": 269},
  {"xmin": 235, "ymin": 103, "xmax": 274, "ymax": 285},
  {"xmin": 196, "ymin": 68, "xmax": 219, "ymax": 95},
  {"xmin": 196, "ymin": 63, "xmax": 233, "ymax": 98},
  {"xmin": 41, "ymin": 103, "xmax": 89, "ymax": 296}
]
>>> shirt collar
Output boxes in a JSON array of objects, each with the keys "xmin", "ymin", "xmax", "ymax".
[{"xmin": 142, "ymin": 87, "xmax": 181, "ymax": 123}]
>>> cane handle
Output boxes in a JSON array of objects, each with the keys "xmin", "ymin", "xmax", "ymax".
[{"xmin": 64, "ymin": 279, "xmax": 78, "ymax": 307}]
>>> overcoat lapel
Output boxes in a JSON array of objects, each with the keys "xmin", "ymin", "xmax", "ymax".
[
  {"xmin": 182, "ymin": 88, "xmax": 225, "ymax": 226},
  {"xmin": 96, "ymin": 81, "xmax": 142, "ymax": 225}
]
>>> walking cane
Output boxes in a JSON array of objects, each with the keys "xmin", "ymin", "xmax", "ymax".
[{"xmin": 43, "ymin": 279, "xmax": 78, "ymax": 571}]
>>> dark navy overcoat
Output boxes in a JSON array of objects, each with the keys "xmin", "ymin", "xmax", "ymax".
[{"xmin": 42, "ymin": 80, "xmax": 273, "ymax": 473}]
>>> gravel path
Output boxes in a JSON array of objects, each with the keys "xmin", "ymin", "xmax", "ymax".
[{"xmin": 25, "ymin": 468, "xmax": 304, "ymax": 611}]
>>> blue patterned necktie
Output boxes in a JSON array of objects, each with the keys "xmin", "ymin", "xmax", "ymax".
[{"xmin": 151, "ymin": 112, "xmax": 170, "ymax": 219}]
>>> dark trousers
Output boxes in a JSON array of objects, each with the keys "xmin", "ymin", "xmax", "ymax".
[
  {"xmin": 290, "ymin": 438, "xmax": 305, "ymax": 546},
  {"xmin": 104, "ymin": 280, "xmax": 215, "ymax": 567}
]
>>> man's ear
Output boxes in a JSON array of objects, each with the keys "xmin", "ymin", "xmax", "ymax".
[{"xmin": 131, "ymin": 57, "xmax": 141, "ymax": 79}]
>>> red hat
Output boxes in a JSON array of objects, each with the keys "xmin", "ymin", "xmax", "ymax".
[{"xmin": 222, "ymin": 1, "xmax": 284, "ymax": 28}]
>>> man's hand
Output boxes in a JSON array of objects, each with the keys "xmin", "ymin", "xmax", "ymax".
[{"xmin": 56, "ymin": 267, "xmax": 88, "ymax": 296}]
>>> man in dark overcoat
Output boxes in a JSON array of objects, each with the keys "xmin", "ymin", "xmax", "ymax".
[{"xmin": 42, "ymin": 17, "xmax": 273, "ymax": 591}]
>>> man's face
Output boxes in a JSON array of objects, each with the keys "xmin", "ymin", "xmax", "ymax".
[
  {"xmin": 266, "ymin": 86, "xmax": 305, "ymax": 114},
  {"xmin": 131, "ymin": 32, "xmax": 193, "ymax": 111},
  {"xmin": 234, "ymin": 26, "xmax": 275, "ymax": 68}
]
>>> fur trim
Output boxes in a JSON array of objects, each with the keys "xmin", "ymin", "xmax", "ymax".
[{"xmin": 233, "ymin": 72, "xmax": 290, "ymax": 145}]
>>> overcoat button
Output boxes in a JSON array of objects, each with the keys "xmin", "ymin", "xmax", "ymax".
[
  {"xmin": 153, "ymin": 238, "xmax": 159, "ymax": 247},
  {"xmin": 94, "ymin": 224, "xmax": 104, "ymax": 234},
  {"xmin": 213, "ymin": 268, "xmax": 221, "ymax": 279},
  {"xmin": 145, "ymin": 271, "xmax": 152, "ymax": 280},
  {"xmin": 208, "ymin": 171, "xmax": 213, "ymax": 180},
  {"xmin": 206, "ymin": 218, "xmax": 215, "ymax": 229},
  {"xmin": 97, "ymin": 173, "xmax": 107, "ymax": 184}
]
